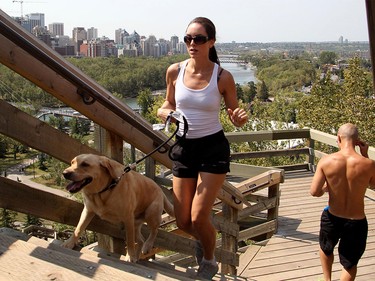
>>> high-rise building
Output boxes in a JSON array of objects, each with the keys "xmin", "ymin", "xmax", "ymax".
[
  {"xmin": 142, "ymin": 35, "xmax": 157, "ymax": 56},
  {"xmin": 87, "ymin": 27, "xmax": 98, "ymax": 41},
  {"xmin": 170, "ymin": 35, "xmax": 179, "ymax": 54},
  {"xmin": 72, "ymin": 27, "xmax": 87, "ymax": 56},
  {"xmin": 22, "ymin": 13, "xmax": 45, "ymax": 33},
  {"xmin": 115, "ymin": 28, "xmax": 126, "ymax": 44},
  {"xmin": 48, "ymin": 22, "xmax": 64, "ymax": 36}
]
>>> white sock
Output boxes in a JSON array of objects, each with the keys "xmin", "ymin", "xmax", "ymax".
[{"xmin": 202, "ymin": 257, "xmax": 216, "ymax": 266}]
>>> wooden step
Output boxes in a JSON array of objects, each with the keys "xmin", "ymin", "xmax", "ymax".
[{"xmin": 0, "ymin": 228, "xmax": 196, "ymax": 280}]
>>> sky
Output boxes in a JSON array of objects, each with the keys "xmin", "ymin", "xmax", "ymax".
[{"xmin": 1, "ymin": 0, "xmax": 370, "ymax": 43}]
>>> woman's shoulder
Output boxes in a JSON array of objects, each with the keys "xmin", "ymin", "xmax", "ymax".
[
  {"xmin": 217, "ymin": 66, "xmax": 235, "ymax": 84},
  {"xmin": 167, "ymin": 59, "xmax": 189, "ymax": 78}
]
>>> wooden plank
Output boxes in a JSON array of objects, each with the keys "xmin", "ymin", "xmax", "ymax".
[
  {"xmin": 238, "ymin": 220, "xmax": 276, "ymax": 241},
  {"xmin": 230, "ymin": 147, "xmax": 310, "ymax": 160},
  {"xmin": 225, "ymin": 129, "xmax": 310, "ymax": 143},
  {"xmin": 237, "ymin": 245, "xmax": 262, "ymax": 275},
  {"xmin": 236, "ymin": 170, "xmax": 284, "ymax": 195},
  {"xmin": 0, "ymin": 176, "xmax": 125, "ymax": 238},
  {"xmin": 229, "ymin": 163, "xmax": 282, "ymax": 179},
  {"xmin": 238, "ymin": 197, "xmax": 277, "ymax": 220},
  {"xmin": 0, "ymin": 100, "xmax": 99, "ymax": 164},
  {"xmin": 0, "ymin": 233, "xmax": 155, "ymax": 280}
]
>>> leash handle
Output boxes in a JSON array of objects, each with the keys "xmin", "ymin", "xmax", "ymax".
[{"xmin": 123, "ymin": 112, "xmax": 188, "ymax": 173}]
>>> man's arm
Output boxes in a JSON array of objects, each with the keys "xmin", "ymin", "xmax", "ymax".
[{"xmin": 310, "ymin": 160, "xmax": 327, "ymax": 197}]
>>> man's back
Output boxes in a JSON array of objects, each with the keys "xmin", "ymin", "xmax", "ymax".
[
  {"xmin": 310, "ymin": 123, "xmax": 375, "ymax": 219},
  {"xmin": 318, "ymin": 150, "xmax": 374, "ymax": 219}
]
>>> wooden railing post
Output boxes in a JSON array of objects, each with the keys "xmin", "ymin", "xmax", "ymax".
[
  {"xmin": 145, "ymin": 157, "xmax": 156, "ymax": 180},
  {"xmin": 266, "ymin": 183, "xmax": 280, "ymax": 238},
  {"xmin": 95, "ymin": 126, "xmax": 125, "ymax": 255},
  {"xmin": 220, "ymin": 203, "xmax": 238, "ymax": 275},
  {"xmin": 306, "ymin": 137, "xmax": 315, "ymax": 171}
]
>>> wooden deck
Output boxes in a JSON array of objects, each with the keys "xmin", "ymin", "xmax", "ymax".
[{"xmin": 238, "ymin": 171, "xmax": 375, "ymax": 281}]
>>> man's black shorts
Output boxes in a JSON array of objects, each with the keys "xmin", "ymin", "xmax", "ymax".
[
  {"xmin": 170, "ymin": 130, "xmax": 230, "ymax": 178},
  {"xmin": 319, "ymin": 209, "xmax": 368, "ymax": 269}
]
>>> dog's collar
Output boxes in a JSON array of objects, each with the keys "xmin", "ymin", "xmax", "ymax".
[{"xmin": 99, "ymin": 177, "xmax": 121, "ymax": 194}]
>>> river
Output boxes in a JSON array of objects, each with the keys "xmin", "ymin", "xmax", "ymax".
[{"xmin": 220, "ymin": 62, "xmax": 257, "ymax": 85}]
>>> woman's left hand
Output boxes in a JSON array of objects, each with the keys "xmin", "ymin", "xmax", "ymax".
[{"xmin": 228, "ymin": 108, "xmax": 248, "ymax": 127}]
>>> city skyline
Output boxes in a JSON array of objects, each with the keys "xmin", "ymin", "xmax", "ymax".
[{"xmin": 1, "ymin": 0, "xmax": 370, "ymax": 43}]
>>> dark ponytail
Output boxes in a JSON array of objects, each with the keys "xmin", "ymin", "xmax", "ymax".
[
  {"xmin": 188, "ymin": 17, "xmax": 220, "ymax": 65},
  {"xmin": 209, "ymin": 46, "xmax": 220, "ymax": 65}
]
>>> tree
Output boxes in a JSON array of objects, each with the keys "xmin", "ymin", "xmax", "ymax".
[
  {"xmin": 256, "ymin": 81, "xmax": 269, "ymax": 101},
  {"xmin": 236, "ymin": 83, "xmax": 244, "ymax": 101},
  {"xmin": 137, "ymin": 88, "xmax": 154, "ymax": 116},
  {"xmin": 297, "ymin": 72, "xmax": 342, "ymax": 133},
  {"xmin": 25, "ymin": 214, "xmax": 43, "ymax": 227},
  {"xmin": 246, "ymin": 81, "xmax": 257, "ymax": 103},
  {"xmin": 319, "ymin": 51, "xmax": 338, "ymax": 65},
  {"xmin": 0, "ymin": 208, "xmax": 16, "ymax": 228},
  {"xmin": 297, "ymin": 56, "xmax": 375, "ymax": 146}
]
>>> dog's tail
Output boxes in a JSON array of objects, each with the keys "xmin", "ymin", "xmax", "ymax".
[{"xmin": 163, "ymin": 194, "xmax": 175, "ymax": 217}]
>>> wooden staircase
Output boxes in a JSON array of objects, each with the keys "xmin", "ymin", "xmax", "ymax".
[
  {"xmin": 0, "ymin": 228, "xmax": 248, "ymax": 280},
  {"xmin": 0, "ymin": 227, "xmax": 198, "ymax": 280}
]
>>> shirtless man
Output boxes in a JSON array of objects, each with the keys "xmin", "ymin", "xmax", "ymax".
[{"xmin": 310, "ymin": 123, "xmax": 375, "ymax": 281}]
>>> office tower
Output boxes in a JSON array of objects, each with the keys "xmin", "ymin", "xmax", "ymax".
[
  {"xmin": 87, "ymin": 27, "xmax": 98, "ymax": 41},
  {"xmin": 72, "ymin": 27, "xmax": 87, "ymax": 56},
  {"xmin": 22, "ymin": 13, "xmax": 45, "ymax": 33},
  {"xmin": 170, "ymin": 35, "xmax": 179, "ymax": 54},
  {"xmin": 115, "ymin": 28, "xmax": 126, "ymax": 44},
  {"xmin": 49, "ymin": 22, "xmax": 64, "ymax": 36}
]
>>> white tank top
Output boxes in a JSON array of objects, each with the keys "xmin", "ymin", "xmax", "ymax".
[{"xmin": 175, "ymin": 60, "xmax": 223, "ymax": 139}]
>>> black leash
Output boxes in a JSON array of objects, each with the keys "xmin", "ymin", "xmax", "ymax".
[
  {"xmin": 123, "ymin": 111, "xmax": 188, "ymax": 173},
  {"xmin": 99, "ymin": 112, "xmax": 188, "ymax": 194}
]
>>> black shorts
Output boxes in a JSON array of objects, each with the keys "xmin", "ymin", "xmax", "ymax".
[
  {"xmin": 319, "ymin": 209, "xmax": 368, "ymax": 269},
  {"xmin": 170, "ymin": 130, "xmax": 230, "ymax": 178}
]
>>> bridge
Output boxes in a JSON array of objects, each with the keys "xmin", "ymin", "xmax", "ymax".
[
  {"xmin": 36, "ymin": 108, "xmax": 88, "ymax": 121},
  {"xmin": 218, "ymin": 55, "xmax": 247, "ymax": 64}
]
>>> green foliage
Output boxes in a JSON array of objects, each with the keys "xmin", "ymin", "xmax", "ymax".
[
  {"xmin": 69, "ymin": 117, "xmax": 91, "ymax": 136},
  {"xmin": 256, "ymin": 81, "xmax": 269, "ymax": 101},
  {"xmin": 0, "ymin": 208, "xmax": 17, "ymax": 228},
  {"xmin": 68, "ymin": 55, "xmax": 186, "ymax": 98},
  {"xmin": 25, "ymin": 214, "xmax": 43, "ymax": 227},
  {"xmin": 255, "ymin": 56, "xmax": 316, "ymax": 95},
  {"xmin": 146, "ymin": 94, "xmax": 166, "ymax": 125},
  {"xmin": 244, "ymin": 81, "xmax": 257, "ymax": 103},
  {"xmin": 0, "ymin": 64, "xmax": 63, "ymax": 107},
  {"xmin": 297, "ymin": 56, "xmax": 375, "ymax": 146},
  {"xmin": 236, "ymin": 83, "xmax": 244, "ymax": 101},
  {"xmin": 137, "ymin": 88, "xmax": 154, "ymax": 116},
  {"xmin": 319, "ymin": 51, "xmax": 338, "ymax": 65}
]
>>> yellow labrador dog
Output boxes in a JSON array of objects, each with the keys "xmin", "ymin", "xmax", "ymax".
[{"xmin": 61, "ymin": 154, "xmax": 174, "ymax": 262}]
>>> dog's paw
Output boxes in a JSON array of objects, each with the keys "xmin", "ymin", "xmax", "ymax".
[
  {"xmin": 125, "ymin": 254, "xmax": 138, "ymax": 263},
  {"xmin": 61, "ymin": 238, "xmax": 76, "ymax": 249},
  {"xmin": 141, "ymin": 243, "xmax": 153, "ymax": 255}
]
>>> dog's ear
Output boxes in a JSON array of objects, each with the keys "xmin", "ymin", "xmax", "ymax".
[{"xmin": 99, "ymin": 156, "xmax": 124, "ymax": 179}]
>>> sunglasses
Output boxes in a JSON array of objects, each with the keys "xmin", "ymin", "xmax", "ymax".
[{"xmin": 183, "ymin": 35, "xmax": 209, "ymax": 45}]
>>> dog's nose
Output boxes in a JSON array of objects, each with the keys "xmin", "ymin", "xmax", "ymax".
[{"xmin": 62, "ymin": 170, "xmax": 72, "ymax": 179}]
